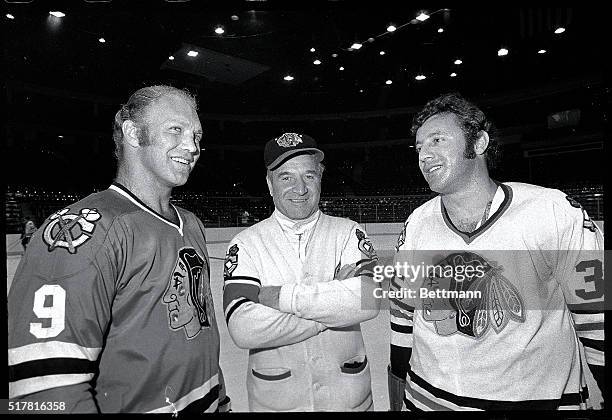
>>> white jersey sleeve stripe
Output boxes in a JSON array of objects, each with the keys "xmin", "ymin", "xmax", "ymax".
[
  {"xmin": 584, "ymin": 347, "xmax": 605, "ymax": 366},
  {"xmin": 8, "ymin": 341, "xmax": 101, "ymax": 365},
  {"xmin": 147, "ymin": 373, "xmax": 219, "ymax": 413},
  {"xmin": 9, "ymin": 373, "xmax": 94, "ymax": 399},
  {"xmin": 390, "ymin": 332, "xmax": 413, "ymax": 348}
]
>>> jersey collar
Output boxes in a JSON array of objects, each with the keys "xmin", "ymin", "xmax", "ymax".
[
  {"xmin": 109, "ymin": 182, "xmax": 184, "ymax": 236},
  {"xmin": 440, "ymin": 181, "xmax": 513, "ymax": 245}
]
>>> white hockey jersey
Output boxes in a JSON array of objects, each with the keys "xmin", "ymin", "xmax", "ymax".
[{"xmin": 389, "ymin": 182, "xmax": 604, "ymax": 410}]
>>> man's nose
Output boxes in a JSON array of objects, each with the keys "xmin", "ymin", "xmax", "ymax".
[{"xmin": 293, "ymin": 178, "xmax": 308, "ymax": 194}]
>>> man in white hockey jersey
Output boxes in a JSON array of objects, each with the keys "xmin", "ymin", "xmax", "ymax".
[
  {"xmin": 388, "ymin": 93, "xmax": 604, "ymax": 411},
  {"xmin": 223, "ymin": 133, "xmax": 381, "ymax": 411},
  {"xmin": 8, "ymin": 85, "xmax": 230, "ymax": 413}
]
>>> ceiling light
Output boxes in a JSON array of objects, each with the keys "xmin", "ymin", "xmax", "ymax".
[
  {"xmin": 416, "ymin": 13, "xmax": 430, "ymax": 22},
  {"xmin": 215, "ymin": 26, "xmax": 224, "ymax": 34},
  {"xmin": 283, "ymin": 75, "xmax": 294, "ymax": 81},
  {"xmin": 310, "ymin": 47, "xmax": 316, "ymax": 52},
  {"xmin": 313, "ymin": 59, "xmax": 321, "ymax": 65},
  {"xmin": 359, "ymin": 89, "xmax": 364, "ymax": 93},
  {"xmin": 367, "ymin": 37, "xmax": 375, "ymax": 43},
  {"xmin": 230, "ymin": 15, "xmax": 239, "ymax": 21},
  {"xmin": 497, "ymin": 48, "xmax": 509, "ymax": 56},
  {"xmin": 450, "ymin": 72, "xmax": 457, "ymax": 77},
  {"xmin": 350, "ymin": 43, "xmax": 362, "ymax": 50},
  {"xmin": 437, "ymin": 28, "xmax": 444, "ymax": 33},
  {"xmin": 339, "ymin": 66, "xmax": 344, "ymax": 71},
  {"xmin": 169, "ymin": 55, "xmax": 175, "ymax": 60},
  {"xmin": 415, "ymin": 75, "xmax": 426, "ymax": 80},
  {"xmin": 6, "ymin": 14, "xmax": 15, "ymax": 20},
  {"xmin": 58, "ymin": 135, "xmax": 64, "ymax": 138},
  {"xmin": 331, "ymin": 53, "xmax": 338, "ymax": 58},
  {"xmin": 554, "ymin": 27, "xmax": 565, "ymax": 34},
  {"xmin": 187, "ymin": 50, "xmax": 199, "ymax": 57},
  {"xmin": 49, "ymin": 11, "xmax": 65, "ymax": 18},
  {"xmin": 387, "ymin": 25, "xmax": 396, "ymax": 32},
  {"xmin": 385, "ymin": 80, "xmax": 392, "ymax": 85},
  {"xmin": 454, "ymin": 59, "xmax": 462, "ymax": 65},
  {"xmin": 98, "ymin": 38, "xmax": 106, "ymax": 43},
  {"xmin": 538, "ymin": 49, "xmax": 546, "ymax": 54},
  {"xmin": 379, "ymin": 51, "xmax": 385, "ymax": 55}
]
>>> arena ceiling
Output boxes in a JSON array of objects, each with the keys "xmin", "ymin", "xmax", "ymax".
[{"xmin": 3, "ymin": 1, "xmax": 608, "ymax": 116}]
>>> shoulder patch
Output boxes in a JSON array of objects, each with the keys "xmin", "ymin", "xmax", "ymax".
[
  {"xmin": 224, "ymin": 244, "xmax": 239, "ymax": 278},
  {"xmin": 395, "ymin": 224, "xmax": 407, "ymax": 252},
  {"xmin": 42, "ymin": 208, "xmax": 101, "ymax": 254},
  {"xmin": 565, "ymin": 196, "xmax": 597, "ymax": 232},
  {"xmin": 565, "ymin": 195, "xmax": 582, "ymax": 209},
  {"xmin": 355, "ymin": 229, "xmax": 377, "ymax": 260}
]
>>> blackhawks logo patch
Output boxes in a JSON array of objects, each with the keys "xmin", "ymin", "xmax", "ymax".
[
  {"xmin": 395, "ymin": 224, "xmax": 407, "ymax": 252},
  {"xmin": 276, "ymin": 132, "xmax": 303, "ymax": 147},
  {"xmin": 356, "ymin": 229, "xmax": 377, "ymax": 260},
  {"xmin": 162, "ymin": 247, "xmax": 213, "ymax": 339},
  {"xmin": 422, "ymin": 252, "xmax": 525, "ymax": 339},
  {"xmin": 43, "ymin": 208, "xmax": 101, "ymax": 254},
  {"xmin": 224, "ymin": 244, "xmax": 239, "ymax": 277},
  {"xmin": 566, "ymin": 196, "xmax": 597, "ymax": 232}
]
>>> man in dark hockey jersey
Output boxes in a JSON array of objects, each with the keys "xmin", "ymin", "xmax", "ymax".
[
  {"xmin": 8, "ymin": 85, "xmax": 230, "ymax": 413},
  {"xmin": 388, "ymin": 93, "xmax": 604, "ymax": 411}
]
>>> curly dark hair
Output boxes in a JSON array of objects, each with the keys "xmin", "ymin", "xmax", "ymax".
[{"xmin": 411, "ymin": 92, "xmax": 500, "ymax": 169}]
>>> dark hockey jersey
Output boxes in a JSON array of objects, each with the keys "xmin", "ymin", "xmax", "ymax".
[{"xmin": 8, "ymin": 183, "xmax": 229, "ymax": 413}]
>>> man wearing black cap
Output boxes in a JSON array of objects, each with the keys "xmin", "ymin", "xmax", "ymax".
[{"xmin": 222, "ymin": 132, "xmax": 381, "ymax": 411}]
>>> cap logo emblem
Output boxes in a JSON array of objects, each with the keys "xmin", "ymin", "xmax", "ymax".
[{"xmin": 276, "ymin": 133, "xmax": 303, "ymax": 148}]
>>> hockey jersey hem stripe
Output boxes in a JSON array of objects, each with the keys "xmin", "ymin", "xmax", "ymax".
[
  {"xmin": 403, "ymin": 396, "xmax": 425, "ymax": 412},
  {"xmin": 9, "ymin": 373, "xmax": 94, "ymax": 399},
  {"xmin": 147, "ymin": 373, "xmax": 219, "ymax": 413},
  {"xmin": 9, "ymin": 357, "xmax": 97, "ymax": 382},
  {"xmin": 405, "ymin": 380, "xmax": 467, "ymax": 411},
  {"xmin": 407, "ymin": 366, "xmax": 583, "ymax": 410},
  {"xmin": 9, "ymin": 341, "xmax": 101, "ymax": 365}
]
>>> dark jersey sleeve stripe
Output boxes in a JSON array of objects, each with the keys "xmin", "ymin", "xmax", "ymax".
[{"xmin": 9, "ymin": 358, "xmax": 97, "ymax": 382}]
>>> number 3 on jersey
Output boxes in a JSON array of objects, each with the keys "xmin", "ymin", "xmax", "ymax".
[
  {"xmin": 575, "ymin": 259, "xmax": 603, "ymax": 300},
  {"xmin": 30, "ymin": 285, "xmax": 66, "ymax": 339}
]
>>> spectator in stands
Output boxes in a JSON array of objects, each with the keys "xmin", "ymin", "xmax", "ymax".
[
  {"xmin": 222, "ymin": 132, "xmax": 381, "ymax": 411},
  {"xmin": 8, "ymin": 85, "xmax": 229, "ymax": 413},
  {"xmin": 388, "ymin": 92, "xmax": 604, "ymax": 411},
  {"xmin": 20, "ymin": 218, "xmax": 37, "ymax": 250}
]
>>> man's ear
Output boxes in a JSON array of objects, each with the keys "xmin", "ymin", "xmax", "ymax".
[
  {"xmin": 474, "ymin": 130, "xmax": 490, "ymax": 156},
  {"xmin": 122, "ymin": 120, "xmax": 140, "ymax": 148},
  {"xmin": 266, "ymin": 173, "xmax": 273, "ymax": 197}
]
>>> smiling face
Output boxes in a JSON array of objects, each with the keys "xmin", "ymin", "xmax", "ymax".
[
  {"xmin": 415, "ymin": 112, "xmax": 477, "ymax": 195},
  {"xmin": 136, "ymin": 93, "xmax": 202, "ymax": 190},
  {"xmin": 266, "ymin": 153, "xmax": 322, "ymax": 220}
]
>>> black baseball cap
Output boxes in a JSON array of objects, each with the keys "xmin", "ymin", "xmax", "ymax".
[{"xmin": 264, "ymin": 132, "xmax": 324, "ymax": 170}]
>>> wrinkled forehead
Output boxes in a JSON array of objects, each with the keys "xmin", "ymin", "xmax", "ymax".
[{"xmin": 144, "ymin": 93, "xmax": 201, "ymax": 127}]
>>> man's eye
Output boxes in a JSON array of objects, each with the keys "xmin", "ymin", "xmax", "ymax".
[
  {"xmin": 173, "ymin": 279, "xmax": 182, "ymax": 288},
  {"xmin": 170, "ymin": 127, "xmax": 182, "ymax": 133}
]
